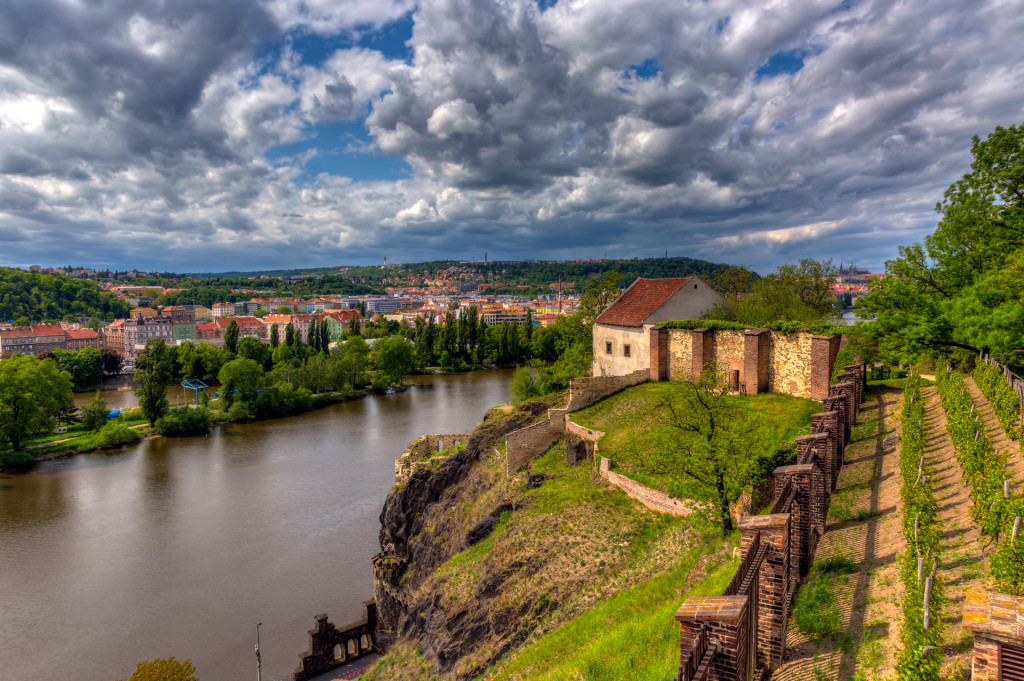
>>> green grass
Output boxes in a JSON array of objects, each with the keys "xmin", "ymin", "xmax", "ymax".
[
  {"xmin": 793, "ymin": 556, "xmax": 859, "ymax": 638},
  {"xmin": 481, "ymin": 537, "xmax": 740, "ymax": 681},
  {"xmin": 571, "ymin": 382, "xmax": 818, "ymax": 498}
]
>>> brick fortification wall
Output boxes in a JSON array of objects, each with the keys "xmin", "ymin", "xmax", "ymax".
[
  {"xmin": 598, "ymin": 457, "xmax": 700, "ymax": 516},
  {"xmin": 672, "ymin": 364, "xmax": 865, "ymax": 680},
  {"xmin": 659, "ymin": 328, "xmax": 841, "ymax": 401},
  {"xmin": 394, "ymin": 433, "xmax": 471, "ymax": 483},
  {"xmin": 964, "ymin": 589, "xmax": 1024, "ymax": 680}
]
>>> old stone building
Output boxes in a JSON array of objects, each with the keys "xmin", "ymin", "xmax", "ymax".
[{"xmin": 592, "ymin": 276, "xmax": 723, "ymax": 377}]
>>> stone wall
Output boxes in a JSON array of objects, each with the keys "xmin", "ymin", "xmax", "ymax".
[
  {"xmin": 564, "ymin": 369, "xmax": 649, "ymax": 412},
  {"xmin": 598, "ymin": 457, "xmax": 700, "ymax": 516},
  {"xmin": 667, "ymin": 328, "xmax": 693, "ymax": 380},
  {"xmin": 768, "ymin": 332, "xmax": 814, "ymax": 398},
  {"xmin": 662, "ymin": 328, "xmax": 838, "ymax": 400},
  {"xmin": 505, "ymin": 414, "xmax": 566, "ymax": 474},
  {"xmin": 394, "ymin": 433, "xmax": 470, "ymax": 483}
]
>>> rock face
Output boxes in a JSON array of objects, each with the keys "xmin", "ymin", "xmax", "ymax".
[{"xmin": 373, "ymin": 401, "xmax": 547, "ymax": 662}]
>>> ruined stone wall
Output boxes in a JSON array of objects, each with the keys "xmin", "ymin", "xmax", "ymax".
[
  {"xmin": 768, "ymin": 332, "xmax": 814, "ymax": 398},
  {"xmin": 394, "ymin": 433, "xmax": 470, "ymax": 483},
  {"xmin": 505, "ymin": 415, "xmax": 565, "ymax": 474},
  {"xmin": 599, "ymin": 457, "xmax": 700, "ymax": 516},
  {"xmin": 667, "ymin": 328, "xmax": 692, "ymax": 379},
  {"xmin": 564, "ymin": 369, "xmax": 648, "ymax": 412}
]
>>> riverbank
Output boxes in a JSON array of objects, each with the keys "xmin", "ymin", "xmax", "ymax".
[{"xmin": 1, "ymin": 386, "xmax": 371, "ymax": 470}]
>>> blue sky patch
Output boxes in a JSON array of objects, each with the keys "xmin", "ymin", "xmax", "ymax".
[
  {"xmin": 625, "ymin": 57, "xmax": 662, "ymax": 80},
  {"xmin": 756, "ymin": 49, "xmax": 808, "ymax": 80},
  {"xmin": 265, "ymin": 120, "xmax": 412, "ymax": 182}
]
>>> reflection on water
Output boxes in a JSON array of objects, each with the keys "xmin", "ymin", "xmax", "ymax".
[{"xmin": 0, "ymin": 370, "xmax": 512, "ymax": 681}]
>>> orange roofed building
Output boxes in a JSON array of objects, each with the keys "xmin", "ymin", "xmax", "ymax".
[{"xmin": 592, "ymin": 276, "xmax": 723, "ymax": 377}]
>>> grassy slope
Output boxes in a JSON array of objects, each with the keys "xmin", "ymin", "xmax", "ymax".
[
  {"xmin": 571, "ymin": 383, "xmax": 819, "ymax": 498},
  {"xmin": 480, "ymin": 542, "xmax": 739, "ymax": 681}
]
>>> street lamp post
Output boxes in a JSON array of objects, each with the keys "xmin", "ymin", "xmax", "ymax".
[{"xmin": 255, "ymin": 622, "xmax": 262, "ymax": 681}]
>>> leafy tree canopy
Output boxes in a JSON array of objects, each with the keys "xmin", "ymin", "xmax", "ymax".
[{"xmin": 860, "ymin": 122, "xmax": 1024, "ymax": 369}]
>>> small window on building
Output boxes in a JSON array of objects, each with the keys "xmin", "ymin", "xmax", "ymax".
[
  {"xmin": 624, "ymin": 344, "xmax": 631, "ymax": 357},
  {"xmin": 694, "ymin": 284, "xmax": 698, "ymax": 289},
  {"xmin": 605, "ymin": 341, "xmax": 612, "ymax": 354}
]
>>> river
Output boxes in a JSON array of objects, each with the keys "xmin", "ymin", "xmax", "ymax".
[{"xmin": 0, "ymin": 370, "xmax": 512, "ymax": 681}]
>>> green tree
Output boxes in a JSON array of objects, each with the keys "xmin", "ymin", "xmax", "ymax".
[
  {"xmin": 117, "ymin": 657, "xmax": 198, "ymax": 681},
  {"xmin": 861, "ymin": 122, "xmax": 1024, "ymax": 368},
  {"xmin": 718, "ymin": 259, "xmax": 838, "ymax": 326},
  {"xmin": 375, "ymin": 335, "xmax": 415, "ymax": 385},
  {"xmin": 270, "ymin": 324, "xmax": 280, "ymax": 348},
  {"xmin": 285, "ymin": 322, "xmax": 295, "ymax": 347},
  {"xmin": 101, "ymin": 348, "xmax": 123, "ymax": 375},
  {"xmin": 76, "ymin": 347, "xmax": 104, "ymax": 388},
  {"xmin": 648, "ymin": 365, "xmax": 763, "ymax": 534},
  {"xmin": 134, "ymin": 339, "xmax": 173, "ymax": 426},
  {"xmin": 81, "ymin": 393, "xmax": 109, "ymax": 432},
  {"xmin": 224, "ymin": 320, "xmax": 240, "ymax": 354},
  {"xmin": 578, "ymin": 270, "xmax": 621, "ymax": 322},
  {"xmin": 218, "ymin": 358, "xmax": 264, "ymax": 406},
  {"xmin": 307, "ymin": 318, "xmax": 318, "ymax": 351},
  {"xmin": 0, "ymin": 355, "xmax": 74, "ymax": 451},
  {"xmin": 237, "ymin": 336, "xmax": 270, "ymax": 369}
]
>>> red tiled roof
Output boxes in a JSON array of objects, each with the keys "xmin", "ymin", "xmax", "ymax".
[
  {"xmin": 0, "ymin": 323, "xmax": 66, "ymax": 338},
  {"xmin": 594, "ymin": 277, "xmax": 693, "ymax": 328},
  {"xmin": 63, "ymin": 328, "xmax": 98, "ymax": 340}
]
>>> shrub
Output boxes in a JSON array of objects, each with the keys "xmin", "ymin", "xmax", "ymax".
[
  {"xmin": 227, "ymin": 401, "xmax": 250, "ymax": 421},
  {"xmin": 81, "ymin": 393, "xmax": 109, "ymax": 432},
  {"xmin": 96, "ymin": 422, "xmax": 143, "ymax": 449},
  {"xmin": 155, "ymin": 407, "xmax": 212, "ymax": 437},
  {"xmin": 0, "ymin": 450, "xmax": 34, "ymax": 468}
]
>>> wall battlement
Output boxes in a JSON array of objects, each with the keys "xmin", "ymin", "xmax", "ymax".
[{"xmin": 674, "ymin": 363, "xmax": 864, "ymax": 680}]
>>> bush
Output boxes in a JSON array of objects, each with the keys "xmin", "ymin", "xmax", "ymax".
[
  {"xmin": 155, "ymin": 407, "xmax": 212, "ymax": 437},
  {"xmin": 0, "ymin": 450, "xmax": 34, "ymax": 468},
  {"xmin": 81, "ymin": 394, "xmax": 109, "ymax": 432},
  {"xmin": 96, "ymin": 422, "xmax": 143, "ymax": 449},
  {"xmin": 227, "ymin": 401, "xmax": 250, "ymax": 421}
]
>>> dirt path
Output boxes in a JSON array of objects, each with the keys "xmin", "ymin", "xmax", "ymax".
[
  {"xmin": 772, "ymin": 387, "xmax": 906, "ymax": 681},
  {"xmin": 965, "ymin": 376, "xmax": 1024, "ymax": 488},
  {"xmin": 919, "ymin": 384, "xmax": 988, "ymax": 678}
]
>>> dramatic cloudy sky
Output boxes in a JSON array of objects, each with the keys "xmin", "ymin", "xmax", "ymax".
[{"xmin": 1, "ymin": 0, "xmax": 1022, "ymax": 273}]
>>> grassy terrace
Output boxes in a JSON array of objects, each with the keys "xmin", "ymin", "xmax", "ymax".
[
  {"xmin": 570, "ymin": 382, "xmax": 820, "ymax": 499},
  {"xmin": 1, "ymin": 407, "xmax": 151, "ymax": 461}
]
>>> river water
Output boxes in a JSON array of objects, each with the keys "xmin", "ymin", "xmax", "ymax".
[{"xmin": 0, "ymin": 370, "xmax": 512, "ymax": 681}]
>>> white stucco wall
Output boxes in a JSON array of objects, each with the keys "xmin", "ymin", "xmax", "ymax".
[{"xmin": 592, "ymin": 323, "xmax": 651, "ymax": 377}]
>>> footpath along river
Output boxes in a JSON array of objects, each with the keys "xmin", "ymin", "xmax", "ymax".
[{"xmin": 0, "ymin": 370, "xmax": 512, "ymax": 681}]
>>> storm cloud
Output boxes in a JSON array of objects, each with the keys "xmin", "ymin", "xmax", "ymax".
[{"xmin": 0, "ymin": 0, "xmax": 1021, "ymax": 272}]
